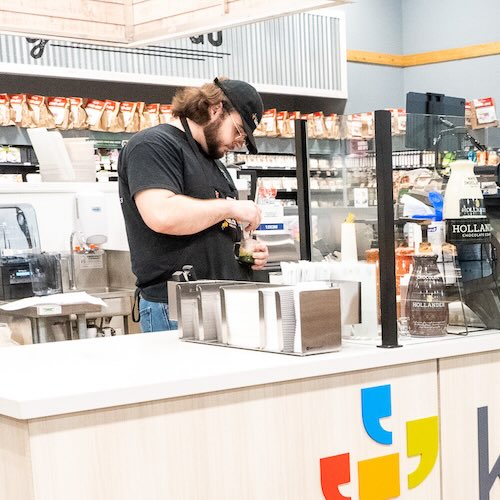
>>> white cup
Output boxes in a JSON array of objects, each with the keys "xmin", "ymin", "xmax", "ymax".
[
  {"xmin": 87, "ymin": 327, "xmax": 97, "ymax": 338},
  {"xmin": 341, "ymin": 223, "xmax": 358, "ymax": 262}
]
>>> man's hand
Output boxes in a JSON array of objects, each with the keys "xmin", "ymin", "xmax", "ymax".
[
  {"xmin": 230, "ymin": 200, "xmax": 262, "ymax": 232},
  {"xmin": 251, "ymin": 239, "xmax": 269, "ymax": 271}
]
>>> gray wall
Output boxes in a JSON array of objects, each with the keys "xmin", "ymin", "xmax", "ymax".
[
  {"xmin": 326, "ymin": 0, "xmax": 500, "ymax": 113},
  {"xmin": 327, "ymin": 0, "xmax": 405, "ymax": 113},
  {"xmin": 401, "ymin": 0, "xmax": 500, "ymax": 106}
]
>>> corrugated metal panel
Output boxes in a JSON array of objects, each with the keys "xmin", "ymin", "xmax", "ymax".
[{"xmin": 0, "ymin": 13, "xmax": 345, "ymax": 96}]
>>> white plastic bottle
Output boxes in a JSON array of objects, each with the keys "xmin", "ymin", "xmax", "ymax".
[{"xmin": 443, "ymin": 159, "xmax": 485, "ymax": 219}]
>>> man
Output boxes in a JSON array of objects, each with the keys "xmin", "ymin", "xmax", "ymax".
[{"xmin": 118, "ymin": 77, "xmax": 269, "ymax": 332}]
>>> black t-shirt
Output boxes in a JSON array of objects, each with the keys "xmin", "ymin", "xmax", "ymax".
[{"xmin": 118, "ymin": 123, "xmax": 250, "ymax": 302}]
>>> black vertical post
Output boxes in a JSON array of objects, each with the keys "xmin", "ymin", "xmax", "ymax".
[
  {"xmin": 374, "ymin": 110, "xmax": 401, "ymax": 348},
  {"xmin": 295, "ymin": 119, "xmax": 312, "ymax": 261}
]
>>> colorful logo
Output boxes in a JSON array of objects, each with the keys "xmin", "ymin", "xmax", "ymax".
[{"xmin": 320, "ymin": 384, "xmax": 439, "ymax": 499}]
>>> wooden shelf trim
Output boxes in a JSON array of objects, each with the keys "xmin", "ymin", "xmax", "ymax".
[
  {"xmin": 0, "ymin": 0, "xmax": 348, "ymax": 46},
  {"xmin": 348, "ymin": 41, "xmax": 500, "ymax": 68}
]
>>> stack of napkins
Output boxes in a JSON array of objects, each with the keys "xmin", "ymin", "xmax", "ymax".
[
  {"xmin": 221, "ymin": 284, "xmax": 261, "ymax": 348},
  {"xmin": 179, "ymin": 279, "xmax": 342, "ymax": 355}
]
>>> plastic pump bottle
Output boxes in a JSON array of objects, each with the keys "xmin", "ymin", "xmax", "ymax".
[{"xmin": 443, "ymin": 159, "xmax": 485, "ymax": 220}]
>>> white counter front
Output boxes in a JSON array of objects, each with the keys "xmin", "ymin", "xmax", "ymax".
[
  {"xmin": 0, "ymin": 331, "xmax": 499, "ymax": 500},
  {"xmin": 0, "ymin": 329, "xmax": 499, "ymax": 420}
]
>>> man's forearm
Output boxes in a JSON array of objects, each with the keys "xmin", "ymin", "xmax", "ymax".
[{"xmin": 153, "ymin": 195, "xmax": 235, "ymax": 235}]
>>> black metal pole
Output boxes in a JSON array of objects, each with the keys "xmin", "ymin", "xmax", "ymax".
[
  {"xmin": 374, "ymin": 110, "xmax": 401, "ymax": 348},
  {"xmin": 295, "ymin": 119, "xmax": 312, "ymax": 261}
]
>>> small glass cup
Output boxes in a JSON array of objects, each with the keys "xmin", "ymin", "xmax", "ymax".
[{"xmin": 234, "ymin": 236, "xmax": 258, "ymax": 266}]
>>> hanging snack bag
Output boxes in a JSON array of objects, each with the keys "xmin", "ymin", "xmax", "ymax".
[
  {"xmin": 159, "ymin": 104, "xmax": 173, "ymax": 124},
  {"xmin": 307, "ymin": 113, "xmax": 316, "ymax": 138},
  {"xmin": 325, "ymin": 114, "xmax": 340, "ymax": 140},
  {"xmin": 313, "ymin": 111, "xmax": 327, "ymax": 139},
  {"xmin": 47, "ymin": 96, "xmax": 71, "ymax": 129},
  {"xmin": 85, "ymin": 99, "xmax": 107, "ymax": 131},
  {"xmin": 470, "ymin": 97, "xmax": 498, "ymax": 129},
  {"xmin": 28, "ymin": 95, "xmax": 55, "ymax": 128},
  {"xmin": 395, "ymin": 108, "xmax": 406, "ymax": 134},
  {"xmin": 253, "ymin": 119, "xmax": 267, "ymax": 137},
  {"xmin": 287, "ymin": 111, "xmax": 301, "ymax": 137},
  {"xmin": 103, "ymin": 100, "xmax": 124, "ymax": 132},
  {"xmin": 9, "ymin": 94, "xmax": 32, "ymax": 127},
  {"xmin": 0, "ymin": 94, "xmax": 12, "ymax": 126},
  {"xmin": 135, "ymin": 102, "xmax": 145, "ymax": 131},
  {"xmin": 361, "ymin": 112, "xmax": 374, "ymax": 139},
  {"xmin": 68, "ymin": 97, "xmax": 88, "ymax": 129},
  {"xmin": 276, "ymin": 111, "xmax": 289, "ymax": 137},
  {"xmin": 345, "ymin": 114, "xmax": 363, "ymax": 139},
  {"xmin": 120, "ymin": 101, "xmax": 139, "ymax": 133},
  {"xmin": 141, "ymin": 103, "xmax": 160, "ymax": 130},
  {"xmin": 465, "ymin": 101, "xmax": 472, "ymax": 128},
  {"xmin": 260, "ymin": 108, "xmax": 278, "ymax": 137}
]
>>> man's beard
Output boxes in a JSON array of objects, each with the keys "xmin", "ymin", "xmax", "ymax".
[{"xmin": 203, "ymin": 117, "xmax": 225, "ymax": 159}]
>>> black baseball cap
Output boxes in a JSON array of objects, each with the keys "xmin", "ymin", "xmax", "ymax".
[{"xmin": 214, "ymin": 77, "xmax": 264, "ymax": 154}]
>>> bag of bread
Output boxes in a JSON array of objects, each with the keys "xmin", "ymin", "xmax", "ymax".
[
  {"xmin": 27, "ymin": 95, "xmax": 55, "ymax": 128},
  {"xmin": 47, "ymin": 97, "xmax": 71, "ymax": 129},
  {"xmin": 140, "ymin": 103, "xmax": 160, "ymax": 130},
  {"xmin": 9, "ymin": 94, "xmax": 31, "ymax": 127},
  {"xmin": 120, "ymin": 101, "xmax": 139, "ymax": 133},
  {"xmin": 159, "ymin": 104, "xmax": 173, "ymax": 124},
  {"xmin": 68, "ymin": 97, "xmax": 88, "ymax": 129},
  {"xmin": 0, "ymin": 94, "xmax": 12, "ymax": 126},
  {"xmin": 103, "ymin": 100, "xmax": 124, "ymax": 132},
  {"xmin": 85, "ymin": 99, "xmax": 107, "ymax": 131},
  {"xmin": 260, "ymin": 108, "xmax": 278, "ymax": 137},
  {"xmin": 287, "ymin": 111, "xmax": 301, "ymax": 137}
]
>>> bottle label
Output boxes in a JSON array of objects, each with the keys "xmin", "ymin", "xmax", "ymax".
[
  {"xmin": 459, "ymin": 198, "xmax": 486, "ymax": 217},
  {"xmin": 446, "ymin": 217, "xmax": 491, "ymax": 244}
]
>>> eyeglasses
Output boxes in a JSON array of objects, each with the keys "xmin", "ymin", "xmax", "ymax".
[{"xmin": 228, "ymin": 112, "xmax": 246, "ymax": 144}]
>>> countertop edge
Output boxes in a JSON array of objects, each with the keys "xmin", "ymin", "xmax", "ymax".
[{"xmin": 2, "ymin": 331, "xmax": 500, "ymax": 421}]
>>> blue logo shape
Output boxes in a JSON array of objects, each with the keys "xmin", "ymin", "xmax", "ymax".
[{"xmin": 361, "ymin": 384, "xmax": 393, "ymax": 445}]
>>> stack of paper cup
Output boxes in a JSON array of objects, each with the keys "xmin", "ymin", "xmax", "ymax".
[{"xmin": 341, "ymin": 222, "xmax": 358, "ymax": 262}]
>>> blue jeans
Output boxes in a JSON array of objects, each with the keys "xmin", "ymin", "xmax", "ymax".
[{"xmin": 139, "ymin": 297, "xmax": 178, "ymax": 332}]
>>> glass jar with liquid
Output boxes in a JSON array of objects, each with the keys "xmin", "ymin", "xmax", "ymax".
[{"xmin": 407, "ymin": 254, "xmax": 448, "ymax": 337}]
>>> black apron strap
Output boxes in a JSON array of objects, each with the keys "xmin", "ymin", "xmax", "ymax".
[
  {"xmin": 180, "ymin": 116, "xmax": 238, "ymax": 198},
  {"xmin": 132, "ymin": 287, "xmax": 141, "ymax": 323}
]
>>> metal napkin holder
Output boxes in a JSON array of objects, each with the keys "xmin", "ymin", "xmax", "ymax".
[{"xmin": 173, "ymin": 280, "xmax": 342, "ymax": 356}]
